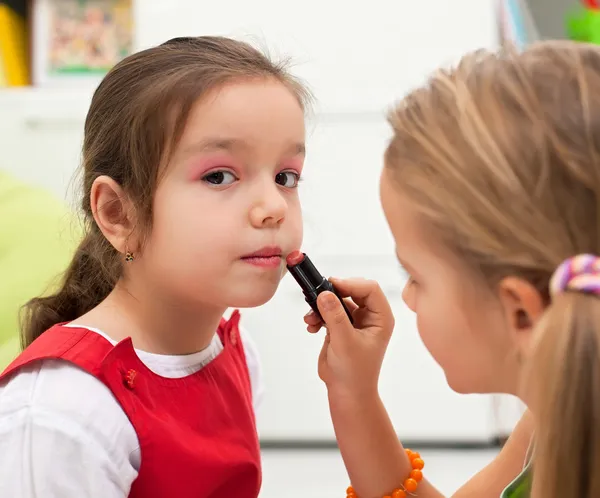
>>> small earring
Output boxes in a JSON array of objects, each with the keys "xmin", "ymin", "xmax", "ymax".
[{"xmin": 125, "ymin": 251, "xmax": 135, "ymax": 262}]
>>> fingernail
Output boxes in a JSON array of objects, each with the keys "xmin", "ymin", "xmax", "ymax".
[
  {"xmin": 305, "ymin": 310, "xmax": 314, "ymax": 318},
  {"xmin": 321, "ymin": 294, "xmax": 338, "ymax": 311}
]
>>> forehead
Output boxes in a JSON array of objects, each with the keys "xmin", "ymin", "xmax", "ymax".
[
  {"xmin": 381, "ymin": 172, "xmax": 446, "ymax": 267},
  {"xmin": 381, "ymin": 174, "xmax": 421, "ymax": 244},
  {"xmin": 177, "ymin": 79, "xmax": 306, "ymax": 154}
]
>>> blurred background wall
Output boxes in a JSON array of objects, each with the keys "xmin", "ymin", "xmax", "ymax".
[{"xmin": 1, "ymin": 0, "xmax": 581, "ymax": 495}]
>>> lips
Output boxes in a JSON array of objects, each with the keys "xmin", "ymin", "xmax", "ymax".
[
  {"xmin": 240, "ymin": 246, "xmax": 283, "ymax": 269},
  {"xmin": 241, "ymin": 246, "xmax": 283, "ymax": 259}
]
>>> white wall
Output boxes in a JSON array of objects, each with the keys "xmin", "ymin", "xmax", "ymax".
[
  {"xmin": 135, "ymin": 0, "xmax": 496, "ymax": 115},
  {"xmin": 0, "ymin": 0, "xmax": 517, "ymax": 442}
]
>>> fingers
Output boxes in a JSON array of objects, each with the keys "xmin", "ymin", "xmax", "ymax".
[
  {"xmin": 302, "ymin": 278, "xmax": 394, "ymax": 335},
  {"xmin": 304, "ymin": 311, "xmax": 321, "ymax": 326},
  {"xmin": 316, "ymin": 292, "xmax": 355, "ymax": 334},
  {"xmin": 304, "ymin": 309, "xmax": 322, "ymax": 334},
  {"xmin": 304, "ymin": 299, "xmax": 358, "ymax": 333},
  {"xmin": 329, "ymin": 277, "xmax": 394, "ymax": 328},
  {"xmin": 307, "ymin": 323, "xmax": 322, "ymax": 334},
  {"xmin": 304, "ymin": 301, "xmax": 357, "ymax": 325}
]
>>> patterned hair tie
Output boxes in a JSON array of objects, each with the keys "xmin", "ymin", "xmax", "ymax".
[{"xmin": 549, "ymin": 254, "xmax": 600, "ymax": 298}]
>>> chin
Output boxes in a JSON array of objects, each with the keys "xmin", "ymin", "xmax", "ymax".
[
  {"xmin": 446, "ymin": 373, "xmax": 490, "ymax": 395},
  {"xmin": 225, "ymin": 284, "xmax": 279, "ymax": 309},
  {"xmin": 445, "ymin": 372, "xmax": 477, "ymax": 395}
]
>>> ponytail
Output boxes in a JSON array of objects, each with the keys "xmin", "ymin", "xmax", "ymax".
[
  {"xmin": 529, "ymin": 292, "xmax": 600, "ymax": 498},
  {"xmin": 20, "ymin": 227, "xmax": 120, "ymax": 348}
]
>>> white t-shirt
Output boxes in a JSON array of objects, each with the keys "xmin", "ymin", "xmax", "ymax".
[{"xmin": 0, "ymin": 323, "xmax": 263, "ymax": 498}]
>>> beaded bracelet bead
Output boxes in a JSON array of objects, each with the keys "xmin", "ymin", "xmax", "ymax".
[{"xmin": 346, "ymin": 449, "xmax": 425, "ymax": 498}]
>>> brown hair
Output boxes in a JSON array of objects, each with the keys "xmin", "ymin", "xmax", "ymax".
[
  {"xmin": 21, "ymin": 36, "xmax": 310, "ymax": 348},
  {"xmin": 384, "ymin": 41, "xmax": 600, "ymax": 498}
]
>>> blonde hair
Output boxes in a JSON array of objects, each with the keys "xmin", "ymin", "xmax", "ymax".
[{"xmin": 384, "ymin": 41, "xmax": 600, "ymax": 498}]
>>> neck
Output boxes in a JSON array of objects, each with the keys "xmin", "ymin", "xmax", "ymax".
[{"xmin": 81, "ymin": 278, "xmax": 226, "ymax": 355}]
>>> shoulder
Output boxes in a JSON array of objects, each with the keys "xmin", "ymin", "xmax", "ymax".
[
  {"xmin": 0, "ymin": 358, "xmax": 140, "ymax": 479},
  {"xmin": 453, "ymin": 411, "xmax": 534, "ymax": 497},
  {"xmin": 239, "ymin": 324, "xmax": 260, "ymax": 368},
  {"xmin": 238, "ymin": 322, "xmax": 265, "ymax": 410}
]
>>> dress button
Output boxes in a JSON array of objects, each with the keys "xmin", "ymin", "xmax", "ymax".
[{"xmin": 123, "ymin": 369, "xmax": 137, "ymax": 389}]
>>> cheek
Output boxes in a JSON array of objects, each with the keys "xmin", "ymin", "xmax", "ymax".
[
  {"xmin": 416, "ymin": 306, "xmax": 480, "ymax": 395},
  {"xmin": 154, "ymin": 182, "xmax": 231, "ymax": 234},
  {"xmin": 148, "ymin": 187, "xmax": 229, "ymax": 264},
  {"xmin": 152, "ymin": 182, "xmax": 191, "ymax": 229},
  {"xmin": 286, "ymin": 198, "xmax": 303, "ymax": 246},
  {"xmin": 415, "ymin": 293, "xmax": 473, "ymax": 368},
  {"xmin": 416, "ymin": 305, "xmax": 456, "ymax": 358},
  {"xmin": 418, "ymin": 292, "xmax": 512, "ymax": 393}
]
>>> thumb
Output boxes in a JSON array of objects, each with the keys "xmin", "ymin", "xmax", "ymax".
[{"xmin": 317, "ymin": 291, "xmax": 353, "ymax": 334}]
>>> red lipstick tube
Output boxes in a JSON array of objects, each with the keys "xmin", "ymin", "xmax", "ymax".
[{"xmin": 286, "ymin": 251, "xmax": 354, "ymax": 324}]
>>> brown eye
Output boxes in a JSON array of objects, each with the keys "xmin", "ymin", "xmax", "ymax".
[
  {"xmin": 203, "ymin": 171, "xmax": 237, "ymax": 185},
  {"xmin": 275, "ymin": 171, "xmax": 300, "ymax": 188}
]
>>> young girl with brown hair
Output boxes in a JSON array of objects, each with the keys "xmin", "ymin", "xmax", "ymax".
[
  {"xmin": 307, "ymin": 40, "xmax": 600, "ymax": 498},
  {"xmin": 0, "ymin": 36, "xmax": 309, "ymax": 498}
]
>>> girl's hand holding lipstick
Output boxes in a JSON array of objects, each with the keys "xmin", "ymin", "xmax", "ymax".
[
  {"xmin": 304, "ymin": 278, "xmax": 395, "ymax": 399},
  {"xmin": 294, "ymin": 268, "xmax": 409, "ymax": 498}
]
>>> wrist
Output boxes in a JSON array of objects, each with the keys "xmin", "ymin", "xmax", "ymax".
[{"xmin": 326, "ymin": 382, "xmax": 380, "ymax": 407}]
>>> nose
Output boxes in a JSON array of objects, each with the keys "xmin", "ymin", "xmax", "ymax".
[{"xmin": 249, "ymin": 181, "xmax": 287, "ymax": 229}]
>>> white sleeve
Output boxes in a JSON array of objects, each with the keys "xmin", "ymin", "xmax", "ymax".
[
  {"xmin": 0, "ymin": 360, "xmax": 139, "ymax": 498},
  {"xmin": 238, "ymin": 326, "xmax": 265, "ymax": 411}
]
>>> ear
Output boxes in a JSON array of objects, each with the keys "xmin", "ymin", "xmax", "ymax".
[
  {"xmin": 497, "ymin": 276, "xmax": 546, "ymax": 353},
  {"xmin": 90, "ymin": 175, "xmax": 138, "ymax": 254}
]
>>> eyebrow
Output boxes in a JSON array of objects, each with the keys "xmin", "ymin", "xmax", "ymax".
[{"xmin": 181, "ymin": 138, "xmax": 306, "ymax": 157}]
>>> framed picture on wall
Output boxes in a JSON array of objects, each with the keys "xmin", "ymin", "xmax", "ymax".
[{"xmin": 32, "ymin": 0, "xmax": 134, "ymax": 87}]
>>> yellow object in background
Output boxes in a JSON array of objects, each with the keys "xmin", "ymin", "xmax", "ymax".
[
  {"xmin": 0, "ymin": 1, "xmax": 29, "ymax": 86},
  {"xmin": 0, "ymin": 54, "xmax": 6, "ymax": 86}
]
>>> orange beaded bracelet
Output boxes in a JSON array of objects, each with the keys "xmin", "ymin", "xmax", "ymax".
[{"xmin": 346, "ymin": 449, "xmax": 425, "ymax": 498}]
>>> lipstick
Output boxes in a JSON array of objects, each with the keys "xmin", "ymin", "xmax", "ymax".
[{"xmin": 286, "ymin": 251, "xmax": 354, "ymax": 324}]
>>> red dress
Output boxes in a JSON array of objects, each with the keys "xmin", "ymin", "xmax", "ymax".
[{"xmin": 0, "ymin": 310, "xmax": 262, "ymax": 498}]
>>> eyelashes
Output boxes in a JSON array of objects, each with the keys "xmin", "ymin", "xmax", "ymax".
[
  {"xmin": 202, "ymin": 170, "xmax": 237, "ymax": 185},
  {"xmin": 275, "ymin": 171, "xmax": 302, "ymax": 188},
  {"xmin": 398, "ymin": 264, "xmax": 416, "ymax": 285},
  {"xmin": 200, "ymin": 168, "xmax": 303, "ymax": 188},
  {"xmin": 398, "ymin": 264, "xmax": 410, "ymax": 279}
]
